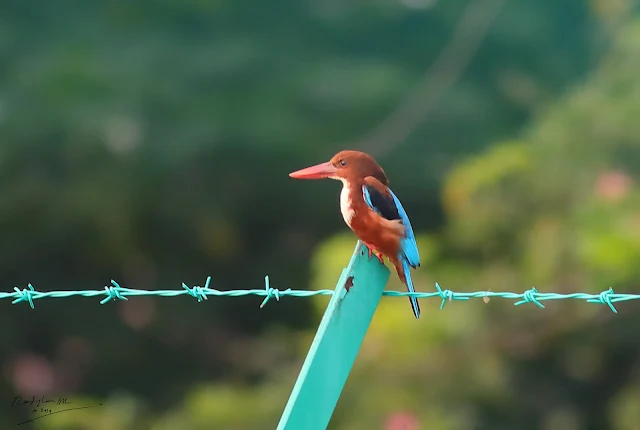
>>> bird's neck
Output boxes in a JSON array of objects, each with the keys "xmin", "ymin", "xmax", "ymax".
[
  {"xmin": 339, "ymin": 178, "xmax": 363, "ymax": 201},
  {"xmin": 339, "ymin": 178, "xmax": 365, "ymax": 228}
]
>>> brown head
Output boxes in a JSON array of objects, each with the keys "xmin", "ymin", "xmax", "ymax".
[{"xmin": 289, "ymin": 150, "xmax": 388, "ymax": 185}]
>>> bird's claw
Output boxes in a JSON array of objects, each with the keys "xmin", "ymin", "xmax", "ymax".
[{"xmin": 364, "ymin": 244, "xmax": 385, "ymax": 265}]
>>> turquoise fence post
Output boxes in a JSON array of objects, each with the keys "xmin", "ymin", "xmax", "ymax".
[{"xmin": 277, "ymin": 241, "xmax": 390, "ymax": 430}]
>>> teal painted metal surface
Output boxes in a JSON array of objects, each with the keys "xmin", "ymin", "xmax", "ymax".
[{"xmin": 277, "ymin": 241, "xmax": 390, "ymax": 430}]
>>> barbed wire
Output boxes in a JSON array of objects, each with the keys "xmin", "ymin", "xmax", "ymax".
[{"xmin": 2, "ymin": 276, "xmax": 637, "ymax": 313}]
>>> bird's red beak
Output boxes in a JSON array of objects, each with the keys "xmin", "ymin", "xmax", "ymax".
[{"xmin": 289, "ymin": 161, "xmax": 337, "ymax": 179}]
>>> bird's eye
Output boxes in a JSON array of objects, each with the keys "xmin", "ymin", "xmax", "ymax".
[{"xmin": 339, "ymin": 160, "xmax": 347, "ymax": 167}]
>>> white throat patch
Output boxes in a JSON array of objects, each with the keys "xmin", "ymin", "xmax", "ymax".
[{"xmin": 339, "ymin": 179, "xmax": 355, "ymax": 227}]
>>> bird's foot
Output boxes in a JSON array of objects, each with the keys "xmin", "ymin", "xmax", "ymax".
[
  {"xmin": 374, "ymin": 252, "xmax": 385, "ymax": 264},
  {"xmin": 363, "ymin": 243, "xmax": 385, "ymax": 265},
  {"xmin": 363, "ymin": 242, "xmax": 374, "ymax": 259}
]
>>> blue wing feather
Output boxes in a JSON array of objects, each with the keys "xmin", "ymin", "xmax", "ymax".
[
  {"xmin": 363, "ymin": 186, "xmax": 375, "ymax": 210},
  {"xmin": 362, "ymin": 186, "xmax": 420, "ymax": 268},
  {"xmin": 388, "ymin": 189, "xmax": 420, "ymax": 268}
]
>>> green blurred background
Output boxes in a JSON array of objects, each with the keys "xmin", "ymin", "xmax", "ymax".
[{"xmin": 2, "ymin": 0, "xmax": 640, "ymax": 429}]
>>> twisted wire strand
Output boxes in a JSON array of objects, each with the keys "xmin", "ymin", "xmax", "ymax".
[{"xmin": 3, "ymin": 277, "xmax": 636, "ymax": 313}]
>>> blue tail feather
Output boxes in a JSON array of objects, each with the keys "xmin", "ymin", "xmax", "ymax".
[{"xmin": 402, "ymin": 258, "xmax": 420, "ymax": 319}]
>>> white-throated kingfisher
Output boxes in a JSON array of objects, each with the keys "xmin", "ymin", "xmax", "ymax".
[{"xmin": 289, "ymin": 150, "xmax": 421, "ymax": 319}]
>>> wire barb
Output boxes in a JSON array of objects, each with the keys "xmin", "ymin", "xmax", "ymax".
[
  {"xmin": 12, "ymin": 283, "xmax": 36, "ymax": 309},
  {"xmin": 514, "ymin": 287, "xmax": 545, "ymax": 308},
  {"xmin": 182, "ymin": 277, "xmax": 212, "ymax": 302},
  {"xmin": 435, "ymin": 282, "xmax": 469, "ymax": 309},
  {"xmin": 260, "ymin": 275, "xmax": 292, "ymax": 308},
  {"xmin": 100, "ymin": 280, "xmax": 128, "ymax": 305},
  {"xmin": 587, "ymin": 287, "xmax": 618, "ymax": 313}
]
